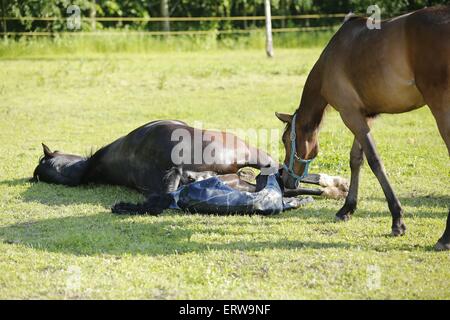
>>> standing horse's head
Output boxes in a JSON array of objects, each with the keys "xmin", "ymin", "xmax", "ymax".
[
  {"xmin": 31, "ymin": 143, "xmax": 87, "ymax": 186},
  {"xmin": 276, "ymin": 112, "xmax": 319, "ymax": 189}
]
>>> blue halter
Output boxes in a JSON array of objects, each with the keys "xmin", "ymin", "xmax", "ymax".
[{"xmin": 282, "ymin": 113, "xmax": 315, "ymax": 186}]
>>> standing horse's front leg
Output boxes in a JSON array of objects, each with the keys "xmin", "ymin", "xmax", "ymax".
[
  {"xmin": 340, "ymin": 112, "xmax": 406, "ymax": 236},
  {"xmin": 336, "ymin": 138, "xmax": 364, "ymax": 220},
  {"xmin": 362, "ymin": 133, "xmax": 406, "ymax": 236}
]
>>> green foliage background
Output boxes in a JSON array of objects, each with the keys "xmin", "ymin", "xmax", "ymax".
[{"xmin": 0, "ymin": 0, "xmax": 448, "ymax": 32}]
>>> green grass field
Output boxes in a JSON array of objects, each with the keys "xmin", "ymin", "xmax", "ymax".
[{"xmin": 0, "ymin": 46, "xmax": 449, "ymax": 299}]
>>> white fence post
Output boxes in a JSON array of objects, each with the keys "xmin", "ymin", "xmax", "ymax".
[
  {"xmin": 264, "ymin": 0, "xmax": 274, "ymax": 57},
  {"xmin": 161, "ymin": 0, "xmax": 170, "ymax": 32},
  {"xmin": 90, "ymin": 0, "xmax": 96, "ymax": 31}
]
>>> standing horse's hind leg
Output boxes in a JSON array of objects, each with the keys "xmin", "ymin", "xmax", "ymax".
[
  {"xmin": 428, "ymin": 104, "xmax": 450, "ymax": 250},
  {"xmin": 429, "ymin": 103, "xmax": 450, "ymax": 154}
]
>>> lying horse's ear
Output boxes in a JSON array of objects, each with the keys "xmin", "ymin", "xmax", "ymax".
[
  {"xmin": 42, "ymin": 143, "xmax": 53, "ymax": 158},
  {"xmin": 275, "ymin": 112, "xmax": 293, "ymax": 124}
]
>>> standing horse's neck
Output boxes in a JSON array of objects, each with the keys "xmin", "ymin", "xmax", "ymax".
[{"xmin": 296, "ymin": 63, "xmax": 328, "ymax": 139}]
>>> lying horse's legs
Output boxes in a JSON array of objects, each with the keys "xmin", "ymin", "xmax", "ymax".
[
  {"xmin": 219, "ymin": 174, "xmax": 257, "ymax": 192},
  {"xmin": 302, "ymin": 173, "xmax": 348, "ymax": 191},
  {"xmin": 112, "ymin": 169, "xmax": 226, "ymax": 215},
  {"xmin": 300, "ymin": 174, "xmax": 322, "ymax": 185},
  {"xmin": 162, "ymin": 167, "xmax": 183, "ymax": 193},
  {"xmin": 182, "ymin": 170, "xmax": 217, "ymax": 183},
  {"xmin": 113, "ymin": 167, "xmax": 186, "ymax": 215},
  {"xmin": 340, "ymin": 112, "xmax": 406, "ymax": 236},
  {"xmin": 163, "ymin": 167, "xmax": 216, "ymax": 192},
  {"xmin": 283, "ymin": 188, "xmax": 324, "ymax": 197},
  {"xmin": 336, "ymin": 138, "xmax": 364, "ymax": 220}
]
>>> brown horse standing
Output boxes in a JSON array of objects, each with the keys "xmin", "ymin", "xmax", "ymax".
[{"xmin": 276, "ymin": 6, "xmax": 450, "ymax": 250}]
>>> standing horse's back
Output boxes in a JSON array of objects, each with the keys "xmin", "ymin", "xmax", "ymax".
[{"xmin": 321, "ymin": 6, "xmax": 450, "ymax": 117}]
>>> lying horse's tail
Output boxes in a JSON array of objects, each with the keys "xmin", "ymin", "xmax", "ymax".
[{"xmin": 111, "ymin": 193, "xmax": 172, "ymax": 215}]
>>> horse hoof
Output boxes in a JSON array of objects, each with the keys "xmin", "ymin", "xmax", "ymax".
[
  {"xmin": 434, "ymin": 241, "xmax": 450, "ymax": 251},
  {"xmin": 335, "ymin": 214, "xmax": 350, "ymax": 222},
  {"xmin": 391, "ymin": 222, "xmax": 407, "ymax": 237},
  {"xmin": 335, "ymin": 204, "xmax": 355, "ymax": 222}
]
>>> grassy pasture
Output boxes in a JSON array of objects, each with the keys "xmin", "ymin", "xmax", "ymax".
[{"xmin": 0, "ymin": 45, "xmax": 449, "ymax": 299}]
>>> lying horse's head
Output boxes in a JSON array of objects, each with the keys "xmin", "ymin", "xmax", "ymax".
[
  {"xmin": 276, "ymin": 112, "xmax": 319, "ymax": 189},
  {"xmin": 31, "ymin": 143, "xmax": 87, "ymax": 186}
]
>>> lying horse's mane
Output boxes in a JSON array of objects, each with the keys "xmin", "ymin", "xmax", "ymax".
[
  {"xmin": 86, "ymin": 144, "xmax": 109, "ymax": 161},
  {"xmin": 80, "ymin": 144, "xmax": 112, "ymax": 184}
]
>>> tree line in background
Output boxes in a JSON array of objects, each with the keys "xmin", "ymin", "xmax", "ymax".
[{"xmin": 0, "ymin": 0, "xmax": 446, "ymax": 33}]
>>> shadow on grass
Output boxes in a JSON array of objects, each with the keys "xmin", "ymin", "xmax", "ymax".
[
  {"xmin": 399, "ymin": 195, "xmax": 450, "ymax": 209},
  {"xmin": 0, "ymin": 178, "xmax": 143, "ymax": 208},
  {"xmin": 0, "ymin": 178, "xmax": 29, "ymax": 186},
  {"xmin": 0, "ymin": 178, "xmax": 360, "ymax": 256},
  {"xmin": 0, "ymin": 212, "xmax": 356, "ymax": 257},
  {"xmin": 1, "ymin": 179, "xmax": 445, "ymax": 255},
  {"xmin": 5, "ymin": 178, "xmax": 447, "ymax": 219},
  {"xmin": 364, "ymin": 195, "xmax": 449, "ymax": 218},
  {"xmin": 2, "ymin": 178, "xmax": 338, "ymax": 222}
]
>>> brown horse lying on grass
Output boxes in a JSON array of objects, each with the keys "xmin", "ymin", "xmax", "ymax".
[
  {"xmin": 32, "ymin": 120, "xmax": 349, "ymax": 214},
  {"xmin": 276, "ymin": 5, "xmax": 450, "ymax": 250}
]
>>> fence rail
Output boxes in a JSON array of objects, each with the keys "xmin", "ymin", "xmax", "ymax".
[
  {"xmin": 0, "ymin": 13, "xmax": 346, "ymax": 40},
  {"xmin": 1, "ymin": 13, "xmax": 348, "ymax": 22},
  {"xmin": 0, "ymin": 26, "xmax": 339, "ymax": 37}
]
